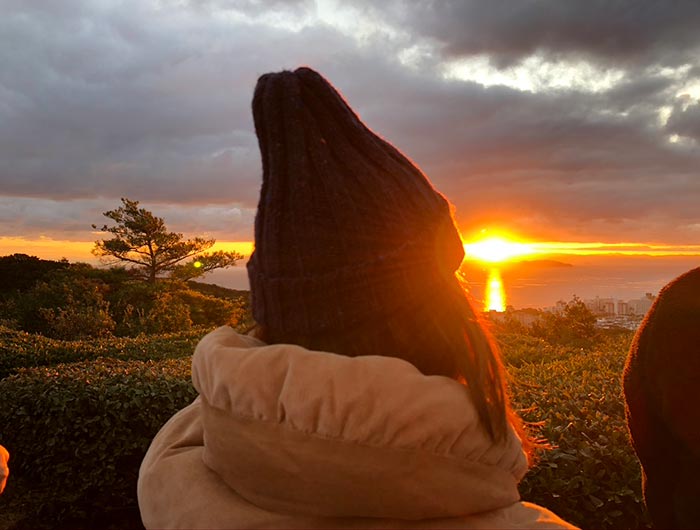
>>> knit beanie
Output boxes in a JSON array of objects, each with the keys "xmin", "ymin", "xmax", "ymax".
[{"xmin": 247, "ymin": 67, "xmax": 465, "ymax": 343}]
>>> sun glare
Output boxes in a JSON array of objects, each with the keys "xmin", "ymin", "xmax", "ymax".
[{"xmin": 463, "ymin": 236, "xmax": 535, "ymax": 263}]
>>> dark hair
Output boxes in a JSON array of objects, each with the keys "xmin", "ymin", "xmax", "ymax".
[{"xmin": 256, "ymin": 272, "xmax": 520, "ymax": 445}]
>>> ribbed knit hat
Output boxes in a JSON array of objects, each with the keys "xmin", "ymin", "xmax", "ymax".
[{"xmin": 247, "ymin": 67, "xmax": 465, "ymax": 341}]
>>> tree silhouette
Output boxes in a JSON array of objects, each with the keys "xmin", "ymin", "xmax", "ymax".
[{"xmin": 92, "ymin": 198, "xmax": 243, "ymax": 283}]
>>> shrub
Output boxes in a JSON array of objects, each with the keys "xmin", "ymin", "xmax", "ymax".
[
  {"xmin": 109, "ymin": 282, "xmax": 247, "ymax": 336},
  {"xmin": 108, "ymin": 281, "xmax": 185, "ymax": 336},
  {"xmin": 496, "ymin": 333, "xmax": 558, "ymax": 367},
  {"xmin": 0, "ymin": 326, "xmax": 204, "ymax": 380},
  {"xmin": 530, "ymin": 296, "xmax": 599, "ymax": 349},
  {"xmin": 0, "ymin": 256, "xmax": 253, "ymax": 340},
  {"xmin": 139, "ymin": 291, "xmax": 193, "ymax": 334},
  {"xmin": 175, "ymin": 289, "xmax": 246, "ymax": 327},
  {"xmin": 38, "ymin": 300, "xmax": 115, "ymax": 340},
  {"xmin": 0, "ymin": 253, "xmax": 70, "ymax": 294},
  {"xmin": 11, "ymin": 274, "xmax": 115, "ymax": 339},
  {"xmin": 0, "ymin": 358, "xmax": 197, "ymax": 529},
  {"xmin": 503, "ymin": 330, "xmax": 651, "ymax": 530},
  {"xmin": 0, "ymin": 325, "xmax": 649, "ymax": 529}
]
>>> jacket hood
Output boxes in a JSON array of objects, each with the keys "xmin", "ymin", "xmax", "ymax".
[{"xmin": 191, "ymin": 326, "xmax": 528, "ymax": 521}]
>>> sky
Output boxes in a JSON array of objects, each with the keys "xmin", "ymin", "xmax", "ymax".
[{"xmin": 2, "ymin": 0, "xmax": 700, "ymax": 300}]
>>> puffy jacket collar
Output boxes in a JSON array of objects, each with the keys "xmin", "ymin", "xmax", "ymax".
[{"xmin": 191, "ymin": 326, "xmax": 527, "ymax": 520}]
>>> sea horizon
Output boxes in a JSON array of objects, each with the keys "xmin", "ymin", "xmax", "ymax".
[
  {"xmin": 5, "ymin": 249, "xmax": 697, "ymax": 311},
  {"xmin": 462, "ymin": 254, "xmax": 700, "ymax": 310},
  {"xmin": 196, "ymin": 253, "xmax": 700, "ymax": 310}
]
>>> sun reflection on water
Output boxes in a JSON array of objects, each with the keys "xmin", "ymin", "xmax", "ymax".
[{"xmin": 485, "ymin": 268, "xmax": 506, "ymax": 312}]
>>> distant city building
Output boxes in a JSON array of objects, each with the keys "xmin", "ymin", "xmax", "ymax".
[
  {"xmin": 582, "ymin": 293, "xmax": 655, "ymax": 317},
  {"xmin": 487, "ymin": 307, "xmax": 542, "ymax": 327},
  {"xmin": 494, "ymin": 292, "xmax": 656, "ymax": 333},
  {"xmin": 510, "ymin": 308, "xmax": 541, "ymax": 326},
  {"xmin": 537, "ymin": 292, "xmax": 658, "ymax": 331},
  {"xmin": 627, "ymin": 293, "xmax": 656, "ymax": 316},
  {"xmin": 596, "ymin": 314, "xmax": 644, "ymax": 331},
  {"xmin": 584, "ymin": 296, "xmax": 617, "ymax": 316}
]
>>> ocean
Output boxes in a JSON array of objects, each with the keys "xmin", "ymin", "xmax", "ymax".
[
  {"xmin": 204, "ymin": 255, "xmax": 700, "ymax": 310},
  {"xmin": 463, "ymin": 255, "xmax": 700, "ymax": 309}
]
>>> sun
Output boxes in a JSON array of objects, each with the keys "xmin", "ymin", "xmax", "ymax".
[{"xmin": 463, "ymin": 236, "xmax": 535, "ymax": 263}]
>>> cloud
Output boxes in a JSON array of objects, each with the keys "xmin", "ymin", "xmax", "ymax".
[
  {"xmin": 667, "ymin": 100, "xmax": 700, "ymax": 142},
  {"xmin": 1, "ymin": 0, "xmax": 700, "ymax": 248},
  {"xmin": 0, "ymin": 0, "xmax": 354, "ymax": 205},
  {"xmin": 184, "ymin": 0, "xmax": 314, "ymax": 16},
  {"xmin": 320, "ymin": 53, "xmax": 700, "ymax": 242},
  {"xmin": 357, "ymin": 0, "xmax": 700, "ymax": 69},
  {"xmin": 0, "ymin": 196, "xmax": 256, "ymax": 241}
]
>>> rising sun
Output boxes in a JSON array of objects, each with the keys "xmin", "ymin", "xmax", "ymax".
[{"xmin": 463, "ymin": 236, "xmax": 535, "ymax": 263}]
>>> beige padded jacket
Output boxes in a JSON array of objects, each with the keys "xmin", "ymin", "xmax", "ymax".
[{"xmin": 138, "ymin": 326, "xmax": 576, "ymax": 529}]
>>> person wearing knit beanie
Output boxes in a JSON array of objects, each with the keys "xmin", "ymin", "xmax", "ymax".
[
  {"xmin": 137, "ymin": 67, "xmax": 576, "ymax": 530},
  {"xmin": 247, "ymin": 67, "xmax": 463, "ymax": 339},
  {"xmin": 247, "ymin": 66, "xmax": 508, "ymax": 441}
]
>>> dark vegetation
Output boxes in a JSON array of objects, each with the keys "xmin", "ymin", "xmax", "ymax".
[
  {"xmin": 0, "ymin": 256, "xmax": 649, "ymax": 529},
  {"xmin": 0, "ymin": 254, "xmax": 249, "ymax": 529},
  {"xmin": 497, "ymin": 333, "xmax": 649, "ymax": 529},
  {"xmin": 0, "ymin": 254, "xmax": 251, "ymax": 340}
]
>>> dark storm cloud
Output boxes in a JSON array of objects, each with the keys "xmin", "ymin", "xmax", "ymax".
[
  {"xmin": 314, "ymin": 47, "xmax": 700, "ymax": 243},
  {"xmin": 360, "ymin": 0, "xmax": 700, "ymax": 68},
  {"xmin": 0, "ymin": 0, "xmax": 348, "ymax": 205},
  {"xmin": 602, "ymin": 75, "xmax": 675, "ymax": 112},
  {"xmin": 2, "ymin": 0, "xmax": 700, "ymax": 246},
  {"xmin": 667, "ymin": 101, "xmax": 700, "ymax": 142}
]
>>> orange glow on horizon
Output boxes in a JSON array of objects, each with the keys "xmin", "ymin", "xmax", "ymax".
[
  {"xmin": 462, "ymin": 232, "xmax": 700, "ymax": 262},
  {"xmin": 0, "ymin": 237, "xmax": 95, "ymax": 261},
  {"xmin": 0, "ymin": 237, "xmax": 254, "ymax": 263},
  {"xmin": 526, "ymin": 241, "xmax": 700, "ymax": 257},
  {"xmin": 2, "ymin": 235, "xmax": 700, "ymax": 266},
  {"xmin": 209, "ymin": 241, "xmax": 254, "ymax": 256}
]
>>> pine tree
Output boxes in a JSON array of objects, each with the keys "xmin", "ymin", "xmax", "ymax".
[{"xmin": 92, "ymin": 198, "xmax": 243, "ymax": 283}]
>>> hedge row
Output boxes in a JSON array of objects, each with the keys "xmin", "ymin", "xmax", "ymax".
[
  {"xmin": 0, "ymin": 357, "xmax": 197, "ymax": 529},
  {"xmin": 1, "ymin": 328, "xmax": 650, "ymax": 529},
  {"xmin": 0, "ymin": 326, "xmax": 206, "ymax": 380},
  {"xmin": 503, "ymin": 331, "xmax": 651, "ymax": 530}
]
